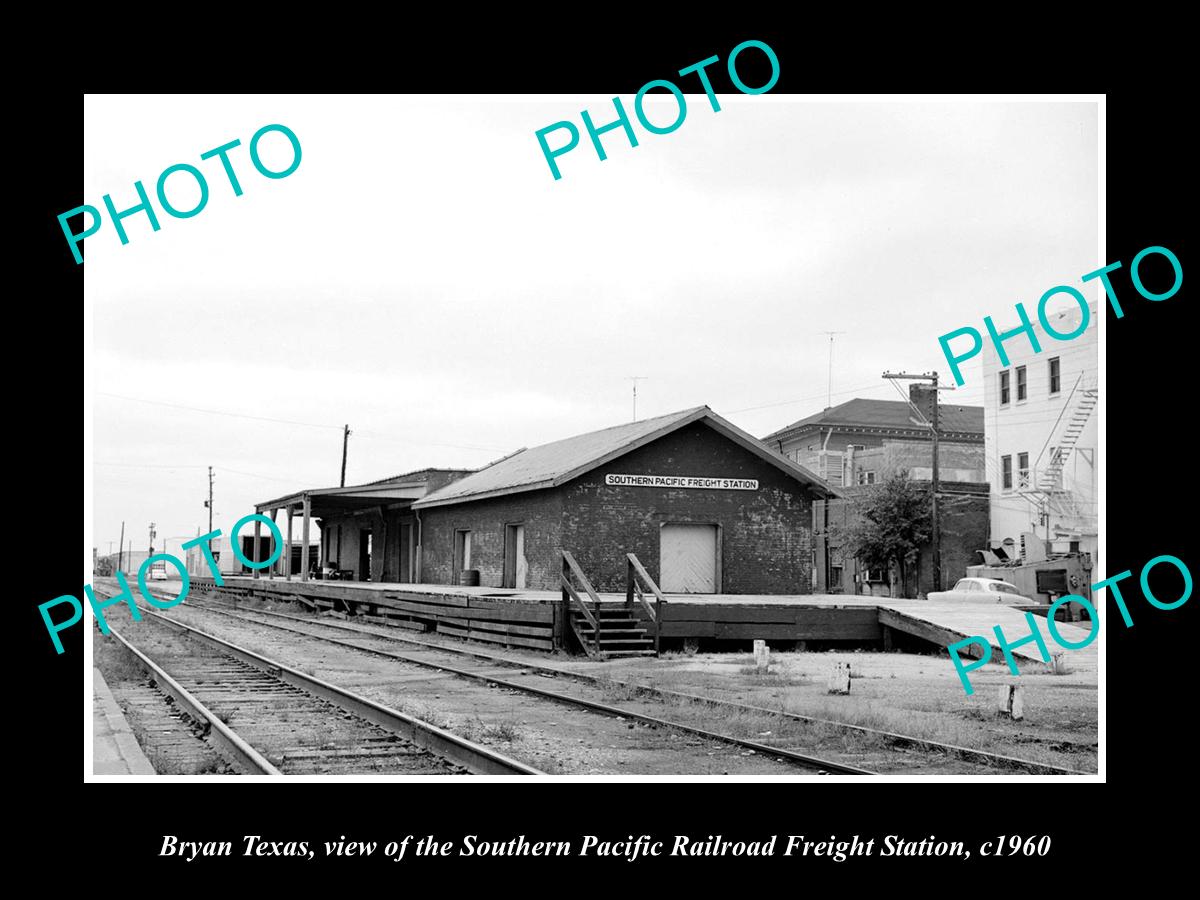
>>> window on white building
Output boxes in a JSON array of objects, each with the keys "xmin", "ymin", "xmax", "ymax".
[
  {"xmin": 1000, "ymin": 370, "xmax": 1010, "ymax": 405},
  {"xmin": 857, "ymin": 470, "xmax": 876, "ymax": 485},
  {"xmin": 1049, "ymin": 356, "xmax": 1061, "ymax": 394},
  {"xmin": 1016, "ymin": 365, "xmax": 1027, "ymax": 401},
  {"xmin": 1001, "ymin": 455, "xmax": 1012, "ymax": 490},
  {"xmin": 1017, "ymin": 452, "xmax": 1030, "ymax": 488}
]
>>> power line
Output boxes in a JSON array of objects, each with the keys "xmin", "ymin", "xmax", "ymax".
[
  {"xmin": 725, "ymin": 379, "xmax": 891, "ymax": 415},
  {"xmin": 98, "ymin": 392, "xmax": 345, "ymax": 430},
  {"xmin": 351, "ymin": 428, "xmax": 505, "ymax": 452},
  {"xmin": 98, "ymin": 392, "xmax": 507, "ymax": 452},
  {"xmin": 95, "ymin": 462, "xmax": 208, "ymax": 469},
  {"xmin": 95, "ymin": 462, "xmax": 324, "ymax": 485},
  {"xmin": 221, "ymin": 466, "xmax": 324, "ymax": 485}
]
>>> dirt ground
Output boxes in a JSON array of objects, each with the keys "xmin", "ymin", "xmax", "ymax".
[
  {"xmin": 550, "ymin": 646, "xmax": 1098, "ymax": 772},
  {"xmin": 201, "ymin": 598, "xmax": 1096, "ymax": 772}
]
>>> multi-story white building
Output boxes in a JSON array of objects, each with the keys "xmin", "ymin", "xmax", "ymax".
[{"xmin": 982, "ymin": 300, "xmax": 1098, "ymax": 560}]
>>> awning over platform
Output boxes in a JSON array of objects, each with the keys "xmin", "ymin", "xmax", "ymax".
[{"xmin": 254, "ymin": 482, "xmax": 426, "ymax": 516}]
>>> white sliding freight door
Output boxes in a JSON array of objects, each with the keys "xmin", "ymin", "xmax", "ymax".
[{"xmin": 660, "ymin": 524, "xmax": 718, "ymax": 593}]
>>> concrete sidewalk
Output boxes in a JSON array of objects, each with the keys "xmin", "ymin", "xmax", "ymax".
[{"xmin": 93, "ymin": 667, "xmax": 156, "ymax": 776}]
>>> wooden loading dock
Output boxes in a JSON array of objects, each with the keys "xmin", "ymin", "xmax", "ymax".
[
  {"xmin": 190, "ymin": 575, "xmax": 1093, "ymax": 669},
  {"xmin": 191, "ymin": 574, "xmax": 882, "ymax": 654}
]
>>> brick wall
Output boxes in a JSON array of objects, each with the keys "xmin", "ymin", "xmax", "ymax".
[
  {"xmin": 916, "ymin": 493, "xmax": 990, "ymax": 592},
  {"xmin": 417, "ymin": 421, "xmax": 822, "ymax": 594},
  {"xmin": 850, "ymin": 439, "xmax": 985, "ymax": 484},
  {"xmin": 417, "ymin": 490, "xmax": 563, "ymax": 589},
  {"xmin": 561, "ymin": 421, "xmax": 817, "ymax": 594},
  {"xmin": 816, "ymin": 489, "xmax": 990, "ymax": 597}
]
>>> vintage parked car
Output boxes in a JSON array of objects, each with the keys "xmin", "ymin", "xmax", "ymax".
[{"xmin": 927, "ymin": 577, "xmax": 1034, "ymax": 604}]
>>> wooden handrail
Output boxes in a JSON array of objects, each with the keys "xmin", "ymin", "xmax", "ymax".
[
  {"xmin": 561, "ymin": 551, "xmax": 602, "ymax": 653},
  {"xmin": 562, "ymin": 550, "xmax": 603, "ymax": 605},
  {"xmin": 626, "ymin": 553, "xmax": 666, "ymax": 612},
  {"xmin": 626, "ymin": 553, "xmax": 665, "ymax": 656},
  {"xmin": 559, "ymin": 574, "xmax": 599, "ymax": 632}
]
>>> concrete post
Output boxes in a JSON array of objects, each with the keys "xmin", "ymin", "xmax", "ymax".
[
  {"xmin": 753, "ymin": 639, "xmax": 769, "ymax": 673},
  {"xmin": 827, "ymin": 661, "xmax": 851, "ymax": 694}
]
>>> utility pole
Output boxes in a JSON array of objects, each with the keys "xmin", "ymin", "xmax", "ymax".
[
  {"xmin": 206, "ymin": 466, "xmax": 214, "ymax": 534},
  {"xmin": 627, "ymin": 377, "xmax": 647, "ymax": 422},
  {"xmin": 118, "ymin": 521, "xmax": 125, "ymax": 574},
  {"xmin": 341, "ymin": 424, "xmax": 352, "ymax": 487},
  {"xmin": 819, "ymin": 332, "xmax": 847, "ymax": 409},
  {"xmin": 882, "ymin": 370, "xmax": 944, "ymax": 593},
  {"xmin": 149, "ymin": 521, "xmax": 157, "ymax": 556}
]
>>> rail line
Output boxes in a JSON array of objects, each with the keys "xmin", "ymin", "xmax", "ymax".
[
  {"xmin": 184, "ymin": 592, "xmax": 1084, "ymax": 776},
  {"xmin": 106, "ymin": 621, "xmax": 280, "ymax": 775},
  {"xmin": 167, "ymin": 598, "xmax": 874, "ymax": 775},
  {"xmin": 95, "ymin": 599, "xmax": 542, "ymax": 776}
]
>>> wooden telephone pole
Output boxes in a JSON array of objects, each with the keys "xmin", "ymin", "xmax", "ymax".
[{"xmin": 341, "ymin": 424, "xmax": 351, "ymax": 487}]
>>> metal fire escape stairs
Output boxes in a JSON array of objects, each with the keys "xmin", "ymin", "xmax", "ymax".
[{"xmin": 1019, "ymin": 372, "xmax": 1098, "ymax": 534}]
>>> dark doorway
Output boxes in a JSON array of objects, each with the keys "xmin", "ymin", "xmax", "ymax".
[
  {"xmin": 359, "ymin": 529, "xmax": 372, "ymax": 581},
  {"xmin": 240, "ymin": 534, "xmax": 272, "ymax": 574},
  {"xmin": 399, "ymin": 522, "xmax": 413, "ymax": 583}
]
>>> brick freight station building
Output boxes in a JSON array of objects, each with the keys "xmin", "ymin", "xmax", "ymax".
[
  {"xmin": 411, "ymin": 407, "xmax": 838, "ymax": 594},
  {"xmin": 251, "ymin": 407, "xmax": 839, "ymax": 596}
]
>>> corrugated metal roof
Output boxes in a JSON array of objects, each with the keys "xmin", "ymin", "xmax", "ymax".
[
  {"xmin": 763, "ymin": 398, "xmax": 984, "ymax": 443},
  {"xmin": 414, "ymin": 406, "xmax": 838, "ymax": 509},
  {"xmin": 362, "ymin": 467, "xmax": 475, "ymax": 487}
]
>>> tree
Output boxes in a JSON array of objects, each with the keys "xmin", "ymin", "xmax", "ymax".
[{"xmin": 839, "ymin": 471, "xmax": 932, "ymax": 598}]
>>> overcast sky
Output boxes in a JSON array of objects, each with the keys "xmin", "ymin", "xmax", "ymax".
[{"xmin": 85, "ymin": 95, "xmax": 1098, "ymax": 558}]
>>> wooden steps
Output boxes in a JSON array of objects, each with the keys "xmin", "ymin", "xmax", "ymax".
[{"xmin": 570, "ymin": 608, "xmax": 656, "ymax": 658}]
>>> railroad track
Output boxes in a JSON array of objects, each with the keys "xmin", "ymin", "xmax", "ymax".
[
  {"xmin": 95, "ymin": 602, "xmax": 541, "ymax": 776},
  {"xmin": 179, "ymin": 592, "xmax": 1085, "ymax": 776},
  {"xmin": 98, "ymin": 581, "xmax": 874, "ymax": 775},
  {"xmin": 178, "ymin": 601, "xmax": 872, "ymax": 775}
]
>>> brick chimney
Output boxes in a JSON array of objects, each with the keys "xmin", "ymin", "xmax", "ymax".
[{"xmin": 909, "ymin": 383, "xmax": 936, "ymax": 426}]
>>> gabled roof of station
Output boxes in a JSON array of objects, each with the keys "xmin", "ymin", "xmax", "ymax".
[{"xmin": 413, "ymin": 406, "xmax": 841, "ymax": 509}]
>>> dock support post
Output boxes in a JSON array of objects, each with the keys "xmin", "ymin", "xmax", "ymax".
[
  {"xmin": 625, "ymin": 558, "xmax": 634, "ymax": 611},
  {"xmin": 252, "ymin": 512, "xmax": 261, "ymax": 580},
  {"xmin": 286, "ymin": 507, "xmax": 293, "ymax": 581},
  {"xmin": 300, "ymin": 493, "xmax": 311, "ymax": 582},
  {"xmin": 268, "ymin": 509, "xmax": 278, "ymax": 580},
  {"xmin": 552, "ymin": 600, "xmax": 565, "ymax": 651}
]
